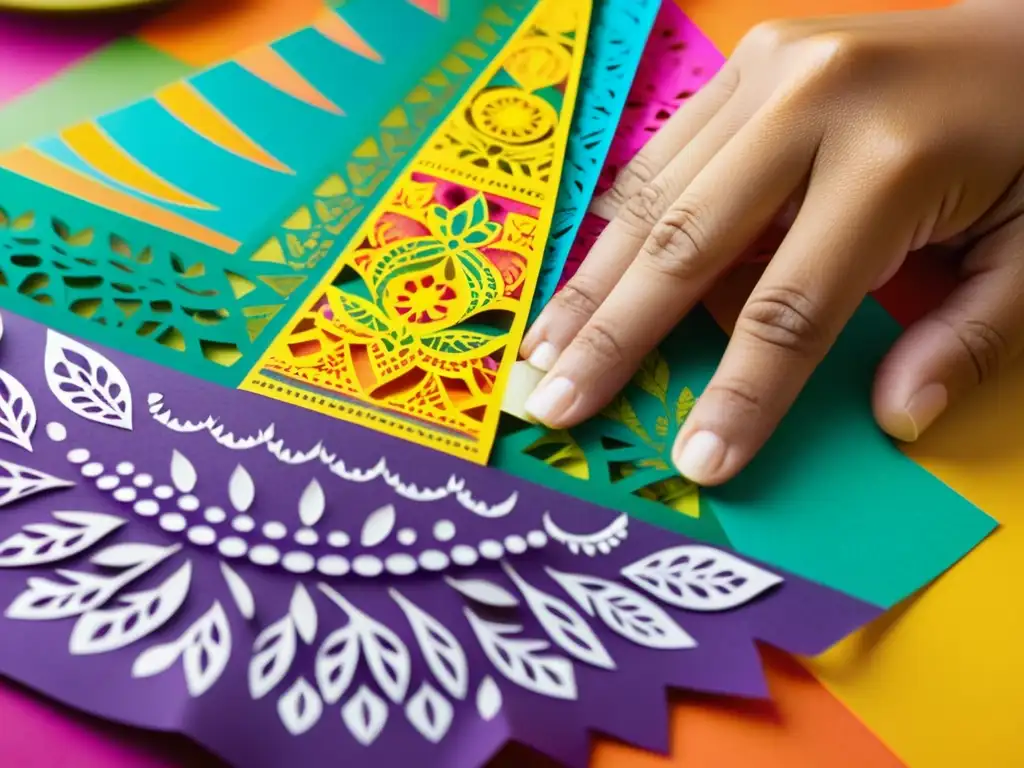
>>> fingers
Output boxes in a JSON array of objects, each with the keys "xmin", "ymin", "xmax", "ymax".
[
  {"xmin": 672, "ymin": 175, "xmax": 915, "ymax": 486},
  {"xmin": 873, "ymin": 215, "xmax": 1024, "ymax": 441},
  {"xmin": 592, "ymin": 62, "xmax": 741, "ymax": 220},
  {"xmin": 521, "ymin": 93, "xmax": 751, "ymax": 369},
  {"xmin": 522, "ymin": 107, "xmax": 816, "ymax": 428}
]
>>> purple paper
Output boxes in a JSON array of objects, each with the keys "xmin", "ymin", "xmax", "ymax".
[{"xmin": 0, "ymin": 308, "xmax": 879, "ymax": 768}]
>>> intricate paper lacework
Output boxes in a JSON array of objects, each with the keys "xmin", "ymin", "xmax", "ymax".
[
  {"xmin": 0, "ymin": 2, "xmax": 528, "ymax": 388},
  {"xmin": 245, "ymin": 0, "xmax": 591, "ymax": 463},
  {"xmin": 528, "ymin": 0, "xmax": 660, "ymax": 324}
]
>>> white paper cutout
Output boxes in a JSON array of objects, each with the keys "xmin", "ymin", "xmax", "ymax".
[
  {"xmin": 391, "ymin": 588, "xmax": 468, "ymax": 700},
  {"xmin": 455, "ymin": 490, "xmax": 518, "ymax": 519},
  {"xmin": 278, "ymin": 677, "xmax": 323, "ymax": 736},
  {"xmin": 343, "ymin": 685, "xmax": 389, "ymax": 746},
  {"xmin": 290, "ymin": 584, "xmax": 318, "ymax": 645},
  {"xmin": 299, "ymin": 479, "xmax": 326, "ymax": 527},
  {"xmin": 229, "ymin": 465, "xmax": 255, "ymax": 512},
  {"xmin": 543, "ymin": 512, "xmax": 629, "ymax": 557},
  {"xmin": 320, "ymin": 585, "xmax": 410, "ymax": 704},
  {"xmin": 444, "ymin": 576, "xmax": 519, "ymax": 609},
  {"xmin": 406, "ymin": 682, "xmax": 454, "ymax": 743},
  {"xmin": 621, "ymin": 545, "xmax": 784, "ymax": 612},
  {"xmin": 269, "ymin": 439, "xmax": 323, "ymax": 466},
  {"xmin": 464, "ymin": 609, "xmax": 577, "ymax": 700},
  {"xmin": 360, "ymin": 504, "xmax": 396, "ymax": 548},
  {"xmin": 476, "ymin": 676, "xmax": 502, "ymax": 721},
  {"xmin": 70, "ymin": 562, "xmax": 192, "ymax": 655},
  {"xmin": 210, "ymin": 422, "xmax": 274, "ymax": 449},
  {"xmin": 170, "ymin": 450, "xmax": 197, "ymax": 494},
  {"xmin": 546, "ymin": 569, "xmax": 696, "ymax": 651},
  {"xmin": 502, "ymin": 563, "xmax": 615, "ymax": 670},
  {"xmin": 44, "ymin": 330, "xmax": 132, "ymax": 430},
  {"xmin": 0, "ymin": 459, "xmax": 73, "ymax": 507},
  {"xmin": 0, "ymin": 368, "xmax": 36, "ymax": 452},
  {"xmin": 0, "ymin": 510, "xmax": 123, "ymax": 567},
  {"xmin": 219, "ymin": 562, "xmax": 255, "ymax": 620},
  {"xmin": 0, "ymin": 312, "xmax": 5, "ymax": 342},
  {"xmin": 133, "ymin": 601, "xmax": 232, "ymax": 697},
  {"xmin": 250, "ymin": 613, "xmax": 298, "ymax": 699},
  {"xmin": 315, "ymin": 621, "xmax": 360, "ymax": 705},
  {"xmin": 5, "ymin": 542, "xmax": 176, "ymax": 621}
]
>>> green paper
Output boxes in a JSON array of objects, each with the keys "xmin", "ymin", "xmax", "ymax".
[
  {"xmin": 495, "ymin": 301, "xmax": 995, "ymax": 607},
  {"xmin": 0, "ymin": 39, "xmax": 192, "ymax": 151}
]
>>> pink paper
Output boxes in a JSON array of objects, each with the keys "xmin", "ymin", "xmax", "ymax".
[{"xmin": 0, "ymin": 11, "xmax": 141, "ymax": 106}]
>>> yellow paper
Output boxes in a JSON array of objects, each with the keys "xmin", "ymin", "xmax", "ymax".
[
  {"xmin": 809, "ymin": 357, "xmax": 1024, "ymax": 766},
  {"xmin": 243, "ymin": 0, "xmax": 590, "ymax": 463}
]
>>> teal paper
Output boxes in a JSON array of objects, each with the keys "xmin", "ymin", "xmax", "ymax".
[
  {"xmin": 495, "ymin": 301, "xmax": 996, "ymax": 607},
  {"xmin": 527, "ymin": 0, "xmax": 660, "ymax": 325}
]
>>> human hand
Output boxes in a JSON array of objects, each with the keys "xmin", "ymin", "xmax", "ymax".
[{"xmin": 519, "ymin": 1, "xmax": 1024, "ymax": 486}]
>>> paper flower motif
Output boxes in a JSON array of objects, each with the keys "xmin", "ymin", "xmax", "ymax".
[{"xmin": 0, "ymin": 310, "xmax": 880, "ymax": 768}]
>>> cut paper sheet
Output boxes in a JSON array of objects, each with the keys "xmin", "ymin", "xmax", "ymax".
[
  {"xmin": 494, "ymin": 303, "xmax": 996, "ymax": 608},
  {"xmin": 241, "ymin": 0, "xmax": 590, "ymax": 462},
  {"xmin": 0, "ymin": 0, "xmax": 587, "ymax": 464},
  {"xmin": 526, "ymin": 0, "xmax": 661, "ymax": 325},
  {"xmin": 554, "ymin": 1, "xmax": 725, "ymax": 294},
  {"xmin": 0, "ymin": 307, "xmax": 878, "ymax": 768}
]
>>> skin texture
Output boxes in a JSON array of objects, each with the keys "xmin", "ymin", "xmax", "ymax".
[{"xmin": 520, "ymin": 0, "xmax": 1024, "ymax": 486}]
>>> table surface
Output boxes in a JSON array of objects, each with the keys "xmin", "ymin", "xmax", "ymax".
[{"xmin": 2, "ymin": 1, "xmax": 1016, "ymax": 767}]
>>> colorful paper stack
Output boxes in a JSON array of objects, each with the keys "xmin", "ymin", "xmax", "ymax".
[{"xmin": 0, "ymin": 2, "xmax": 999, "ymax": 767}]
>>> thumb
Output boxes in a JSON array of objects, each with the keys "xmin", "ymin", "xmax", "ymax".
[{"xmin": 873, "ymin": 215, "xmax": 1024, "ymax": 441}]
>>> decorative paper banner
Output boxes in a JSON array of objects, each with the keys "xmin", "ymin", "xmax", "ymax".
[
  {"xmin": 0, "ymin": 0, "xmax": 533, "ymax": 389},
  {"xmin": 526, "ymin": 0, "xmax": 661, "ymax": 325},
  {"xmin": 0, "ymin": 307, "xmax": 878, "ymax": 768},
  {"xmin": 241, "ymin": 0, "xmax": 590, "ymax": 463}
]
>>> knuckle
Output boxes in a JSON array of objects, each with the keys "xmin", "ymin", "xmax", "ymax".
[
  {"xmin": 638, "ymin": 201, "xmax": 712, "ymax": 281},
  {"xmin": 945, "ymin": 317, "xmax": 1009, "ymax": 384},
  {"xmin": 554, "ymin": 280, "xmax": 602, "ymax": 320},
  {"xmin": 573, "ymin": 321, "xmax": 628, "ymax": 367},
  {"xmin": 605, "ymin": 155, "xmax": 659, "ymax": 209},
  {"xmin": 619, "ymin": 184, "xmax": 671, "ymax": 235},
  {"xmin": 736, "ymin": 287, "xmax": 831, "ymax": 357},
  {"xmin": 740, "ymin": 20, "xmax": 795, "ymax": 56}
]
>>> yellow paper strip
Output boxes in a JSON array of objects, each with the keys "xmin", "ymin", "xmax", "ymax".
[{"xmin": 241, "ymin": 0, "xmax": 591, "ymax": 463}]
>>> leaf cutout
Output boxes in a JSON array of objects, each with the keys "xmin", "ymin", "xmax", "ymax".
[
  {"xmin": 44, "ymin": 330, "xmax": 132, "ymax": 430},
  {"xmin": 290, "ymin": 583, "xmax": 318, "ymax": 644},
  {"xmin": 320, "ymin": 585, "xmax": 410, "ymax": 703},
  {"xmin": 131, "ymin": 640, "xmax": 180, "ymax": 680},
  {"xmin": 342, "ymin": 685, "xmax": 389, "ymax": 746},
  {"xmin": 249, "ymin": 614, "xmax": 297, "ymax": 699},
  {"xmin": 90, "ymin": 542, "xmax": 167, "ymax": 568},
  {"xmin": 503, "ymin": 563, "xmax": 615, "ymax": 670},
  {"xmin": 0, "ymin": 511, "xmax": 124, "ymax": 567},
  {"xmin": 170, "ymin": 450, "xmax": 197, "ymax": 493},
  {"xmin": 476, "ymin": 676, "xmax": 502, "ymax": 721},
  {"xmin": 621, "ymin": 545, "xmax": 784, "ymax": 611},
  {"xmin": 181, "ymin": 602, "xmax": 231, "ymax": 696},
  {"xmin": 278, "ymin": 677, "xmax": 323, "ymax": 736},
  {"xmin": 0, "ymin": 368, "xmax": 36, "ymax": 451},
  {"xmin": 315, "ymin": 623, "xmax": 360, "ymax": 704},
  {"xmin": 600, "ymin": 394, "xmax": 650, "ymax": 443},
  {"xmin": 675, "ymin": 387, "xmax": 696, "ymax": 426},
  {"xmin": 444, "ymin": 576, "xmax": 519, "ymax": 608},
  {"xmin": 70, "ymin": 562, "xmax": 191, "ymax": 654},
  {"xmin": 405, "ymin": 682, "xmax": 454, "ymax": 743},
  {"xmin": 547, "ymin": 569, "xmax": 696, "ymax": 651},
  {"xmin": 391, "ymin": 589, "xmax": 468, "ymax": 699},
  {"xmin": 229, "ymin": 464, "xmax": 254, "ymax": 512},
  {"xmin": 0, "ymin": 459, "xmax": 73, "ymax": 508},
  {"xmin": 634, "ymin": 350, "xmax": 670, "ymax": 403},
  {"xmin": 360, "ymin": 503, "xmax": 396, "ymax": 547},
  {"xmin": 464, "ymin": 609, "xmax": 577, "ymax": 700},
  {"xmin": 220, "ymin": 562, "xmax": 255, "ymax": 620},
  {"xmin": 299, "ymin": 479, "xmax": 325, "ymax": 526}
]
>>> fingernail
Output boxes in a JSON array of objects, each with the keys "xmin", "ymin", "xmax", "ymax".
[
  {"xmin": 524, "ymin": 377, "xmax": 577, "ymax": 425},
  {"xmin": 892, "ymin": 383, "xmax": 948, "ymax": 442},
  {"xmin": 527, "ymin": 341, "xmax": 559, "ymax": 372},
  {"xmin": 674, "ymin": 431, "xmax": 726, "ymax": 485}
]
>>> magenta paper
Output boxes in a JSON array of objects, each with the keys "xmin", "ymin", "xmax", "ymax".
[
  {"xmin": 556, "ymin": 3, "xmax": 725, "ymax": 291},
  {"xmin": 0, "ymin": 306, "xmax": 878, "ymax": 768}
]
